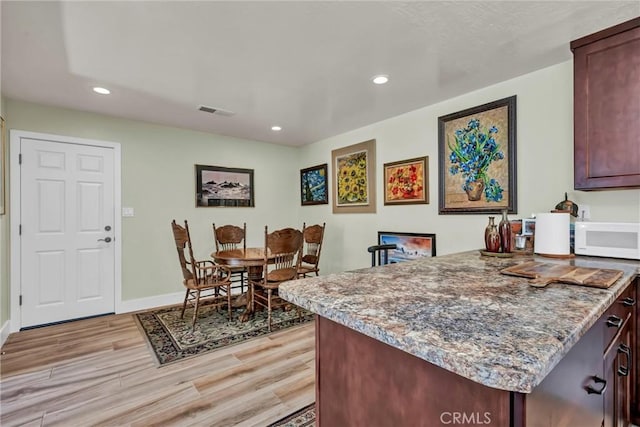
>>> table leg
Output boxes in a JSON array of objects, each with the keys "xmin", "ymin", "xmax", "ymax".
[{"xmin": 238, "ymin": 265, "xmax": 263, "ymax": 322}]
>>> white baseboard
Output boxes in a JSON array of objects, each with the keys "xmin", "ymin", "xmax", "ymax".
[
  {"xmin": 117, "ymin": 292, "xmax": 184, "ymax": 314},
  {"xmin": 1, "ymin": 320, "xmax": 11, "ymax": 349}
]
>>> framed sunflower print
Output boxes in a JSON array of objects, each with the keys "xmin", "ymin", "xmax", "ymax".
[
  {"xmin": 331, "ymin": 139, "xmax": 376, "ymax": 214},
  {"xmin": 438, "ymin": 95, "xmax": 517, "ymax": 214},
  {"xmin": 384, "ymin": 156, "xmax": 429, "ymax": 205}
]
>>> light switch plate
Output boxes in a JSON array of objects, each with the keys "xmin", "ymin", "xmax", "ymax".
[
  {"xmin": 579, "ymin": 205, "xmax": 591, "ymax": 220},
  {"xmin": 122, "ymin": 207, "xmax": 135, "ymax": 217}
]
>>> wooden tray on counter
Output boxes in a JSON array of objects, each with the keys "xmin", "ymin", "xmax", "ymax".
[{"xmin": 500, "ymin": 261, "xmax": 623, "ymax": 288}]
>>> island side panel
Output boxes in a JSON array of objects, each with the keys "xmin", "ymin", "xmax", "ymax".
[{"xmin": 316, "ymin": 316, "xmax": 512, "ymax": 426}]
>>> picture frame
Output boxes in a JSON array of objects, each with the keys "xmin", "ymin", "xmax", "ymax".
[
  {"xmin": 438, "ymin": 95, "xmax": 517, "ymax": 214},
  {"xmin": 0, "ymin": 116, "xmax": 5, "ymax": 215},
  {"xmin": 195, "ymin": 164, "xmax": 254, "ymax": 207},
  {"xmin": 383, "ymin": 156, "xmax": 429, "ymax": 205},
  {"xmin": 300, "ymin": 163, "xmax": 328, "ymax": 206},
  {"xmin": 331, "ymin": 139, "xmax": 376, "ymax": 214},
  {"xmin": 377, "ymin": 231, "xmax": 436, "ymax": 264}
]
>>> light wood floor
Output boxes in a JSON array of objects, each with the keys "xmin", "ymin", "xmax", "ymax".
[{"xmin": 0, "ymin": 312, "xmax": 315, "ymax": 426}]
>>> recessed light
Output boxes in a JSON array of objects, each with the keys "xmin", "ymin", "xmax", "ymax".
[
  {"xmin": 93, "ymin": 87, "xmax": 111, "ymax": 95},
  {"xmin": 271, "ymin": 126, "xmax": 282, "ymax": 131},
  {"xmin": 371, "ymin": 75, "xmax": 389, "ymax": 85}
]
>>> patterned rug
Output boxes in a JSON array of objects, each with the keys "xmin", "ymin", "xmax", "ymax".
[
  {"xmin": 135, "ymin": 303, "xmax": 313, "ymax": 365},
  {"xmin": 267, "ymin": 403, "xmax": 316, "ymax": 427}
]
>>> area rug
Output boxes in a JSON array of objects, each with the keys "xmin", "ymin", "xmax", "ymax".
[
  {"xmin": 267, "ymin": 403, "xmax": 316, "ymax": 427},
  {"xmin": 135, "ymin": 303, "xmax": 313, "ymax": 366}
]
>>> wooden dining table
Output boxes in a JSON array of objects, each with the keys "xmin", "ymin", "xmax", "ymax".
[{"xmin": 212, "ymin": 248, "xmax": 274, "ymax": 322}]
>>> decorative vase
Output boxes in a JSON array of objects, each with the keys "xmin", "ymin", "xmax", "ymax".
[
  {"xmin": 465, "ymin": 179, "xmax": 485, "ymax": 201},
  {"xmin": 499, "ymin": 209, "xmax": 512, "ymax": 253},
  {"xmin": 484, "ymin": 216, "xmax": 501, "ymax": 252}
]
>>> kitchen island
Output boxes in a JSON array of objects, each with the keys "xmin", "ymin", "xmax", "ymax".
[{"xmin": 279, "ymin": 251, "xmax": 640, "ymax": 426}]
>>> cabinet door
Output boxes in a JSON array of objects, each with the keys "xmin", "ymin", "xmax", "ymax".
[
  {"xmin": 573, "ymin": 19, "xmax": 640, "ymax": 190},
  {"xmin": 526, "ymin": 319, "xmax": 605, "ymax": 427},
  {"xmin": 604, "ymin": 318, "xmax": 632, "ymax": 427}
]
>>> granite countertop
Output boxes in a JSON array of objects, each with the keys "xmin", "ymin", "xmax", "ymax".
[{"xmin": 279, "ymin": 251, "xmax": 640, "ymax": 394}]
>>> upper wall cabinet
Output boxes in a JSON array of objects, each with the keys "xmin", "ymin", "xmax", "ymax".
[{"xmin": 571, "ymin": 18, "xmax": 640, "ymax": 190}]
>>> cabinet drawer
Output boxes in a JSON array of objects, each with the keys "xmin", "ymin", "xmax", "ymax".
[{"xmin": 603, "ymin": 285, "xmax": 636, "ymax": 351}]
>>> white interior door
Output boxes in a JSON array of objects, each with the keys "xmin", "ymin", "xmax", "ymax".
[{"xmin": 20, "ymin": 136, "xmax": 116, "ymax": 328}]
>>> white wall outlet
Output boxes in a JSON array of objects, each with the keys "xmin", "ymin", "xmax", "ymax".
[
  {"xmin": 579, "ymin": 205, "xmax": 591, "ymax": 220},
  {"xmin": 122, "ymin": 207, "xmax": 135, "ymax": 217}
]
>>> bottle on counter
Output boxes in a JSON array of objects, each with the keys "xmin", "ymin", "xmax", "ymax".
[
  {"xmin": 499, "ymin": 209, "xmax": 512, "ymax": 253},
  {"xmin": 485, "ymin": 216, "xmax": 501, "ymax": 253}
]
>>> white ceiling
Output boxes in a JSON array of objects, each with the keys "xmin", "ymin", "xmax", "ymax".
[{"xmin": 2, "ymin": 1, "xmax": 638, "ymax": 146}]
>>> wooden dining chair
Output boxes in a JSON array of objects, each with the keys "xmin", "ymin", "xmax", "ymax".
[
  {"xmin": 367, "ymin": 244, "xmax": 398, "ymax": 267},
  {"xmin": 250, "ymin": 226, "xmax": 303, "ymax": 331},
  {"xmin": 213, "ymin": 223, "xmax": 247, "ymax": 293},
  {"xmin": 172, "ymin": 220, "xmax": 232, "ymax": 329},
  {"xmin": 297, "ymin": 222, "xmax": 326, "ymax": 278}
]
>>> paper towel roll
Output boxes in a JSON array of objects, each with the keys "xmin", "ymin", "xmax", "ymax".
[{"xmin": 534, "ymin": 213, "xmax": 570, "ymax": 256}]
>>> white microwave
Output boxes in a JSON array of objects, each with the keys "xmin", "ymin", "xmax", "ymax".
[{"xmin": 574, "ymin": 221, "xmax": 640, "ymax": 260}]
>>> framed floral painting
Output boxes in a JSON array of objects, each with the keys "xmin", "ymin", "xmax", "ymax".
[
  {"xmin": 300, "ymin": 163, "xmax": 328, "ymax": 206},
  {"xmin": 383, "ymin": 156, "xmax": 428, "ymax": 205},
  {"xmin": 331, "ymin": 139, "xmax": 376, "ymax": 214},
  {"xmin": 438, "ymin": 96, "xmax": 517, "ymax": 214}
]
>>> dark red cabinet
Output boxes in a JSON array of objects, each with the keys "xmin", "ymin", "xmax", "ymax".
[{"xmin": 571, "ymin": 18, "xmax": 640, "ymax": 190}]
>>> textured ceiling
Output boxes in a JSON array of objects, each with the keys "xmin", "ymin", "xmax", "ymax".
[{"xmin": 1, "ymin": 1, "xmax": 639, "ymax": 146}]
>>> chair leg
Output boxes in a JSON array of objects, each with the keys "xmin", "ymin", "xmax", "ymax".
[
  {"xmin": 227, "ymin": 285, "xmax": 232, "ymax": 320},
  {"xmin": 180, "ymin": 289, "xmax": 190, "ymax": 319},
  {"xmin": 267, "ymin": 289, "xmax": 272, "ymax": 332},
  {"xmin": 250, "ymin": 282, "xmax": 255, "ymax": 313},
  {"xmin": 240, "ymin": 270, "xmax": 245, "ymax": 294},
  {"xmin": 191, "ymin": 290, "xmax": 201, "ymax": 329}
]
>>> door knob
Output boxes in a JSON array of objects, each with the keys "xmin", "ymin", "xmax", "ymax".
[{"xmin": 98, "ymin": 237, "xmax": 112, "ymax": 243}]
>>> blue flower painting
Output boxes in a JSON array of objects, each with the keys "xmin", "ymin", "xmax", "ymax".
[
  {"xmin": 448, "ymin": 118, "xmax": 504, "ymax": 202},
  {"xmin": 438, "ymin": 95, "xmax": 517, "ymax": 214}
]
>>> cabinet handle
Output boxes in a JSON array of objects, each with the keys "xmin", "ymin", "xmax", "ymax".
[
  {"xmin": 606, "ymin": 315, "xmax": 622, "ymax": 328},
  {"xmin": 622, "ymin": 297, "xmax": 636, "ymax": 307},
  {"xmin": 586, "ymin": 376, "xmax": 607, "ymax": 395},
  {"xmin": 617, "ymin": 343, "xmax": 631, "ymax": 377}
]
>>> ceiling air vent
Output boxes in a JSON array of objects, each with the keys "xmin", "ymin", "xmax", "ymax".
[{"xmin": 198, "ymin": 105, "xmax": 235, "ymax": 117}]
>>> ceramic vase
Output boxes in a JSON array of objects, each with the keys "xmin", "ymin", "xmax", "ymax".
[
  {"xmin": 484, "ymin": 216, "xmax": 501, "ymax": 252},
  {"xmin": 465, "ymin": 179, "xmax": 485, "ymax": 201},
  {"xmin": 499, "ymin": 209, "xmax": 512, "ymax": 253}
]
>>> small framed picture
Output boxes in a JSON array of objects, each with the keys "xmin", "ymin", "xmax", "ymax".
[
  {"xmin": 522, "ymin": 218, "xmax": 536, "ymax": 236},
  {"xmin": 300, "ymin": 163, "xmax": 328, "ymax": 206},
  {"xmin": 377, "ymin": 231, "xmax": 436, "ymax": 264},
  {"xmin": 195, "ymin": 164, "xmax": 254, "ymax": 207},
  {"xmin": 383, "ymin": 156, "xmax": 429, "ymax": 205}
]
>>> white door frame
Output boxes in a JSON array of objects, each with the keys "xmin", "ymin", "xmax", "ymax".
[{"xmin": 10, "ymin": 130, "xmax": 122, "ymax": 332}]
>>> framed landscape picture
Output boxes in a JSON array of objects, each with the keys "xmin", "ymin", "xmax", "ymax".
[
  {"xmin": 438, "ymin": 95, "xmax": 517, "ymax": 214},
  {"xmin": 300, "ymin": 163, "xmax": 328, "ymax": 206},
  {"xmin": 384, "ymin": 156, "xmax": 429, "ymax": 205},
  {"xmin": 195, "ymin": 164, "xmax": 254, "ymax": 207},
  {"xmin": 331, "ymin": 139, "xmax": 376, "ymax": 214},
  {"xmin": 377, "ymin": 231, "xmax": 436, "ymax": 263}
]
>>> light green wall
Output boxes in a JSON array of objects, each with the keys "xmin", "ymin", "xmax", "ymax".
[
  {"xmin": 2, "ymin": 60, "xmax": 639, "ymax": 325},
  {"xmin": 4, "ymin": 99, "xmax": 300, "ymax": 301},
  {"xmin": 1, "ymin": 96, "xmax": 8, "ymax": 326},
  {"xmin": 299, "ymin": 60, "xmax": 640, "ymax": 272}
]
